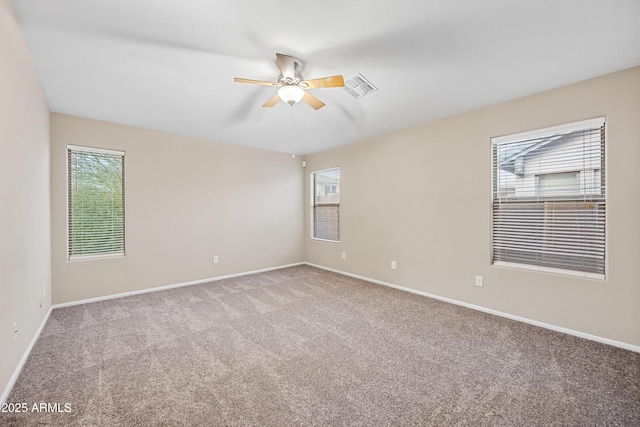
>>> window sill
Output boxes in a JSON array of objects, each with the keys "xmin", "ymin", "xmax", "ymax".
[
  {"xmin": 68, "ymin": 253, "xmax": 126, "ymax": 262},
  {"xmin": 492, "ymin": 261, "xmax": 605, "ymax": 280},
  {"xmin": 310, "ymin": 237, "xmax": 340, "ymax": 244}
]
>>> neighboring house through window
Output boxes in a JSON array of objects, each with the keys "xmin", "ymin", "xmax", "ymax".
[
  {"xmin": 312, "ymin": 167, "xmax": 340, "ymax": 242},
  {"xmin": 68, "ymin": 146, "xmax": 125, "ymax": 260},
  {"xmin": 491, "ymin": 118, "xmax": 606, "ymax": 277}
]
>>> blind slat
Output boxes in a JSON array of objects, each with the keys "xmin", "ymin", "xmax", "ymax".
[
  {"xmin": 492, "ymin": 122, "xmax": 605, "ymax": 275},
  {"xmin": 68, "ymin": 147, "xmax": 125, "ymax": 259},
  {"xmin": 312, "ymin": 168, "xmax": 340, "ymax": 241}
]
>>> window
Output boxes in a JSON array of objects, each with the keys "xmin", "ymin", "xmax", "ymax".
[
  {"xmin": 312, "ymin": 168, "xmax": 340, "ymax": 242},
  {"xmin": 537, "ymin": 172, "xmax": 579, "ymax": 196},
  {"xmin": 68, "ymin": 146, "xmax": 125, "ymax": 260},
  {"xmin": 491, "ymin": 118, "xmax": 605, "ymax": 277}
]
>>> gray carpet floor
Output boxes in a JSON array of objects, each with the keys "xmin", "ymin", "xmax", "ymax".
[{"xmin": 2, "ymin": 265, "xmax": 639, "ymax": 426}]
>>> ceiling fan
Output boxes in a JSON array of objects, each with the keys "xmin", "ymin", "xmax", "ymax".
[{"xmin": 234, "ymin": 53, "xmax": 344, "ymax": 110}]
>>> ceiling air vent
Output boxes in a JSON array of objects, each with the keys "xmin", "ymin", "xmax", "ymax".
[{"xmin": 343, "ymin": 73, "xmax": 378, "ymax": 99}]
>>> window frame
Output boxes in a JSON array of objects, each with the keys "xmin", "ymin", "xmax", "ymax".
[
  {"xmin": 310, "ymin": 166, "xmax": 341, "ymax": 243},
  {"xmin": 67, "ymin": 145, "xmax": 126, "ymax": 261},
  {"xmin": 490, "ymin": 118, "xmax": 606, "ymax": 279}
]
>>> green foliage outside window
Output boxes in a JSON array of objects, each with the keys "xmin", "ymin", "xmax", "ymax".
[{"xmin": 68, "ymin": 148, "xmax": 125, "ymax": 259}]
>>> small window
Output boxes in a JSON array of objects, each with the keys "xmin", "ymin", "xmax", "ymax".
[
  {"xmin": 492, "ymin": 118, "xmax": 605, "ymax": 277},
  {"xmin": 312, "ymin": 168, "xmax": 340, "ymax": 242},
  {"xmin": 68, "ymin": 146, "xmax": 125, "ymax": 260},
  {"xmin": 536, "ymin": 172, "xmax": 579, "ymax": 196}
]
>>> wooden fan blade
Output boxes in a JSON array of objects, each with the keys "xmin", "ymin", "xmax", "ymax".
[
  {"xmin": 262, "ymin": 93, "xmax": 281, "ymax": 107},
  {"xmin": 234, "ymin": 77, "xmax": 276, "ymax": 86},
  {"xmin": 301, "ymin": 75, "xmax": 345, "ymax": 89},
  {"xmin": 302, "ymin": 92, "xmax": 325, "ymax": 110},
  {"xmin": 276, "ymin": 53, "xmax": 295, "ymax": 80}
]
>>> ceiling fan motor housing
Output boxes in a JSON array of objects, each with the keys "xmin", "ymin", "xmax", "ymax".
[{"xmin": 278, "ymin": 70, "xmax": 305, "ymax": 87}]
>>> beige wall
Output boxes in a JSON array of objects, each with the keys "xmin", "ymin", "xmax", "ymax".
[
  {"xmin": 0, "ymin": 0, "xmax": 52, "ymax": 400},
  {"xmin": 305, "ymin": 66, "xmax": 640, "ymax": 347},
  {"xmin": 51, "ymin": 114, "xmax": 304, "ymax": 304}
]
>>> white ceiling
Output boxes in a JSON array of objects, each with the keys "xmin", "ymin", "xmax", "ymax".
[{"xmin": 12, "ymin": 0, "xmax": 640, "ymax": 155}]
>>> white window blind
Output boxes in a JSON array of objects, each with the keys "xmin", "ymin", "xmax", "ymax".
[
  {"xmin": 68, "ymin": 146, "xmax": 125, "ymax": 260},
  {"xmin": 312, "ymin": 168, "xmax": 340, "ymax": 242},
  {"xmin": 492, "ymin": 118, "xmax": 605, "ymax": 276}
]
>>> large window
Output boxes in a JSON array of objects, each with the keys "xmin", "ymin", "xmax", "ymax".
[
  {"xmin": 312, "ymin": 168, "xmax": 340, "ymax": 242},
  {"xmin": 68, "ymin": 146, "xmax": 125, "ymax": 260},
  {"xmin": 491, "ymin": 118, "xmax": 605, "ymax": 277}
]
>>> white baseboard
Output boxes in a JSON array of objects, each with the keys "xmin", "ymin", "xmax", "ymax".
[
  {"xmin": 53, "ymin": 262, "xmax": 305, "ymax": 309},
  {"xmin": 1, "ymin": 306, "xmax": 53, "ymax": 406},
  {"xmin": 305, "ymin": 262, "xmax": 640, "ymax": 353}
]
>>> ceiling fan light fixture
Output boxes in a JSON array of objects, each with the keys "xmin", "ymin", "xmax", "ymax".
[{"xmin": 278, "ymin": 85, "xmax": 304, "ymax": 106}]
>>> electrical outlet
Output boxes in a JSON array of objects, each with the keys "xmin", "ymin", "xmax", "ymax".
[
  {"xmin": 391, "ymin": 261, "xmax": 397, "ymax": 270},
  {"xmin": 213, "ymin": 256, "xmax": 219, "ymax": 264},
  {"xmin": 341, "ymin": 252, "xmax": 346, "ymax": 259},
  {"xmin": 12, "ymin": 322, "xmax": 18, "ymax": 341},
  {"xmin": 475, "ymin": 276, "xmax": 483, "ymax": 287}
]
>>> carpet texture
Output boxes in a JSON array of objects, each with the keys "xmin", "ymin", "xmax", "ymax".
[{"xmin": 2, "ymin": 265, "xmax": 639, "ymax": 426}]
